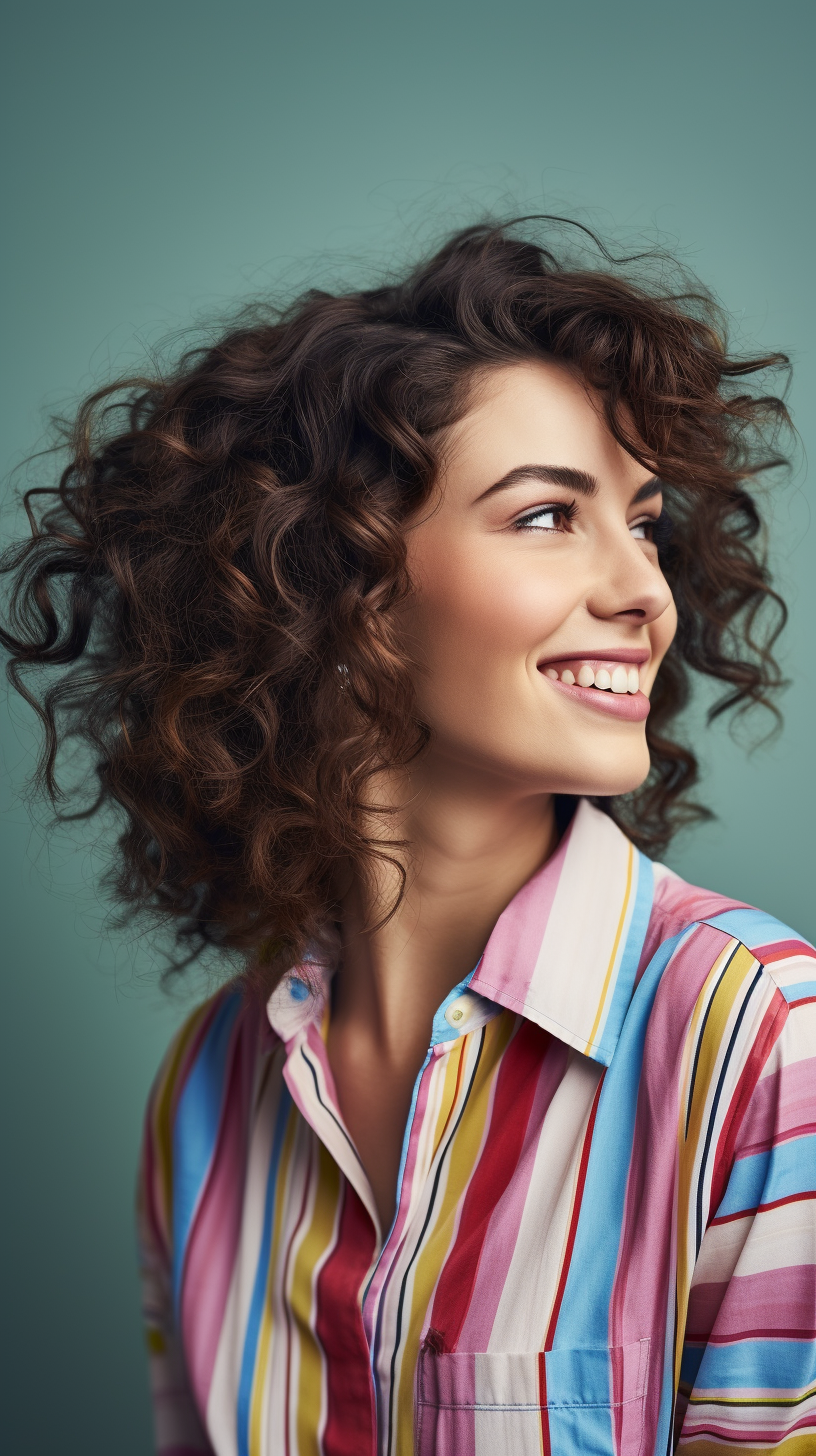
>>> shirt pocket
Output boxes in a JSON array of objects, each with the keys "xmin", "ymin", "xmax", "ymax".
[{"xmin": 415, "ymin": 1338, "xmax": 651, "ymax": 1456}]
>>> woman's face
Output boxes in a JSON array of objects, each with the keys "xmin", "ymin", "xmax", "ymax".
[{"xmin": 401, "ymin": 359, "xmax": 678, "ymax": 798}]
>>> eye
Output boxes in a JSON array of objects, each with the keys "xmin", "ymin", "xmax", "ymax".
[
  {"xmin": 629, "ymin": 518, "xmax": 653, "ymax": 540},
  {"xmin": 630, "ymin": 508, "xmax": 673, "ymax": 547},
  {"xmin": 514, "ymin": 501, "xmax": 577, "ymax": 533}
]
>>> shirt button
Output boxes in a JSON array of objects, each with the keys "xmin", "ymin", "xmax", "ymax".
[{"xmin": 444, "ymin": 997, "xmax": 470, "ymax": 1029}]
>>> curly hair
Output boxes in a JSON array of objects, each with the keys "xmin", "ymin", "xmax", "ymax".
[{"xmin": 0, "ymin": 219, "xmax": 790, "ymax": 980}]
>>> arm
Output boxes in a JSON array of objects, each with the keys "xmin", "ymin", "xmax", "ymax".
[
  {"xmin": 677, "ymin": 981, "xmax": 816, "ymax": 1451},
  {"xmin": 137, "ymin": 1014, "xmax": 215, "ymax": 1456}
]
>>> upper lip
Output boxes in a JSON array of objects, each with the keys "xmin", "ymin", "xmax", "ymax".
[{"xmin": 538, "ymin": 647, "xmax": 650, "ymax": 667}]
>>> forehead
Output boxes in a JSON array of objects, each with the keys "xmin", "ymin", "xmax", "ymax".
[{"xmin": 438, "ymin": 359, "xmax": 649, "ymax": 501}]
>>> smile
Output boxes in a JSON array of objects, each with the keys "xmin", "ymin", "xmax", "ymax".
[{"xmin": 537, "ymin": 653, "xmax": 651, "ymax": 722}]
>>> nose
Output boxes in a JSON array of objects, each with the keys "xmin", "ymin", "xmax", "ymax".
[{"xmin": 584, "ymin": 526, "xmax": 674, "ymax": 626}]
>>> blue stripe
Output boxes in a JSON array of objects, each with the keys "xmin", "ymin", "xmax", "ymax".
[
  {"xmin": 596, "ymin": 852, "xmax": 654, "ymax": 1065},
  {"xmin": 715, "ymin": 1134, "xmax": 816, "ymax": 1218},
  {"xmin": 171, "ymin": 990, "xmax": 242, "ymax": 1312},
  {"xmin": 782, "ymin": 979, "xmax": 816, "ymax": 1004},
  {"xmin": 680, "ymin": 1341, "xmax": 706, "ymax": 1389},
  {"xmin": 694, "ymin": 1336, "xmax": 816, "ymax": 1392},
  {"xmin": 703, "ymin": 908, "xmax": 810, "ymax": 953},
  {"xmin": 237, "ymin": 1079, "xmax": 293, "ymax": 1456},
  {"xmin": 549, "ymin": 924, "xmax": 692, "ymax": 1455},
  {"xmin": 545, "ymin": 1346, "xmax": 615, "ymax": 1452}
]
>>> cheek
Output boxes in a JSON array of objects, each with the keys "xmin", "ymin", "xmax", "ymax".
[{"xmin": 409, "ymin": 549, "xmax": 568, "ymax": 672}]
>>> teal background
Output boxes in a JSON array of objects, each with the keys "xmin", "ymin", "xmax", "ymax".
[{"xmin": 1, "ymin": 1, "xmax": 813, "ymax": 1449}]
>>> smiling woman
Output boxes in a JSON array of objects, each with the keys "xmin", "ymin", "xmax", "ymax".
[{"xmin": 2, "ymin": 220, "xmax": 813, "ymax": 1456}]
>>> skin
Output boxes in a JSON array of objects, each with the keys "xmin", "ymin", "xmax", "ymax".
[{"xmin": 326, "ymin": 359, "xmax": 678, "ymax": 1234}]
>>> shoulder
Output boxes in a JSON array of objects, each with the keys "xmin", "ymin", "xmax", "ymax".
[
  {"xmin": 142, "ymin": 979, "xmax": 271, "ymax": 1177},
  {"xmin": 638, "ymin": 861, "xmax": 816, "ymax": 1089},
  {"xmin": 642, "ymin": 859, "xmax": 814, "ymax": 982},
  {"xmin": 139, "ymin": 979, "xmax": 273, "ymax": 1257}
]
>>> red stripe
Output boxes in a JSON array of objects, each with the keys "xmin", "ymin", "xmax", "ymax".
[
  {"xmin": 711, "ymin": 1188, "xmax": 816, "ymax": 1225},
  {"xmin": 681, "ymin": 1414, "xmax": 816, "ymax": 1443},
  {"xmin": 790, "ymin": 995, "xmax": 816, "ymax": 1008},
  {"xmin": 427, "ymin": 1021, "xmax": 545, "ymax": 1352},
  {"xmin": 687, "ymin": 1325, "xmax": 816, "ymax": 1343},
  {"xmin": 544, "ymin": 1073, "xmax": 605, "ymax": 1350},
  {"xmin": 741, "ymin": 1121, "xmax": 816, "ymax": 1158},
  {"xmin": 754, "ymin": 941, "xmax": 816, "ymax": 963},
  {"xmin": 538, "ymin": 1349, "xmax": 551, "ymax": 1456},
  {"xmin": 708, "ymin": 991, "xmax": 787, "ymax": 1219},
  {"xmin": 315, "ymin": 1181, "xmax": 378, "ymax": 1456}
]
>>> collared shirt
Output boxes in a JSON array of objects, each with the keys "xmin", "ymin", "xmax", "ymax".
[{"xmin": 138, "ymin": 799, "xmax": 816, "ymax": 1456}]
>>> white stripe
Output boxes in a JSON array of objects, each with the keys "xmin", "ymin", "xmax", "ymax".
[{"xmin": 525, "ymin": 803, "xmax": 635, "ymax": 1058}]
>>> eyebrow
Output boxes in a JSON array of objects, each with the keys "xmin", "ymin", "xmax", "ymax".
[{"xmin": 476, "ymin": 464, "xmax": 663, "ymax": 504}]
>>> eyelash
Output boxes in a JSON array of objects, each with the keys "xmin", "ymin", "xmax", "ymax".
[
  {"xmin": 514, "ymin": 500, "xmax": 672, "ymax": 546},
  {"xmin": 514, "ymin": 501, "xmax": 579, "ymax": 532}
]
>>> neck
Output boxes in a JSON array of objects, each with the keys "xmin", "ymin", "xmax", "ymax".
[{"xmin": 334, "ymin": 755, "xmax": 558, "ymax": 1068}]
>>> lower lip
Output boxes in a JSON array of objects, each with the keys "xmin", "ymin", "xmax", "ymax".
[{"xmin": 541, "ymin": 673, "xmax": 651, "ymax": 721}]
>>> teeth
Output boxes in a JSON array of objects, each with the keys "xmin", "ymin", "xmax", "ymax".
[{"xmin": 544, "ymin": 662, "xmax": 644, "ymax": 694}]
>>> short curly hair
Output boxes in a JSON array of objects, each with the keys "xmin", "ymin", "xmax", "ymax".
[{"xmin": 1, "ymin": 219, "xmax": 790, "ymax": 979}]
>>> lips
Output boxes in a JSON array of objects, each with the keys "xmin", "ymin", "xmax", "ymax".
[{"xmin": 537, "ymin": 650, "xmax": 651, "ymax": 721}]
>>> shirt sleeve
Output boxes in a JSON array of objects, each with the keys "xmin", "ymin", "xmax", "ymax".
[
  {"xmin": 137, "ymin": 1010, "xmax": 215, "ymax": 1456},
  {"xmin": 675, "ymin": 976, "xmax": 816, "ymax": 1451}
]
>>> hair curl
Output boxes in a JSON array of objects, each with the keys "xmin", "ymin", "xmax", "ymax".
[{"xmin": 1, "ymin": 219, "xmax": 790, "ymax": 979}]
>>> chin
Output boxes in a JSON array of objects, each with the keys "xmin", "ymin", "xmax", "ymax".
[{"xmin": 549, "ymin": 747, "xmax": 652, "ymax": 800}]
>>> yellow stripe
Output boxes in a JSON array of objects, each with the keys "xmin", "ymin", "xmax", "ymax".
[
  {"xmin": 292, "ymin": 1140, "xmax": 342, "ymax": 1456},
  {"xmin": 689, "ymin": 1383, "xmax": 816, "ymax": 1407},
  {"xmin": 152, "ymin": 996, "xmax": 217, "ymax": 1239},
  {"xmin": 395, "ymin": 1013, "xmax": 517, "ymax": 1451},
  {"xmin": 248, "ymin": 1099, "xmax": 297, "ymax": 1453},
  {"xmin": 584, "ymin": 841, "xmax": 634, "ymax": 1055},
  {"xmin": 673, "ymin": 939, "xmax": 759, "ymax": 1391},
  {"xmin": 431, "ymin": 1037, "xmax": 468, "ymax": 1159},
  {"xmin": 679, "ymin": 1439, "xmax": 816, "ymax": 1456}
]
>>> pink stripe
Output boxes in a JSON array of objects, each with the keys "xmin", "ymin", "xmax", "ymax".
[
  {"xmin": 180, "ymin": 999, "xmax": 258, "ymax": 1414},
  {"xmin": 457, "ymin": 1036, "xmax": 569, "ymax": 1349},
  {"xmin": 685, "ymin": 1280, "xmax": 729, "ymax": 1339},
  {"xmin": 755, "ymin": 940, "xmax": 816, "ymax": 962},
  {"xmin": 637, "ymin": 876, "xmax": 746, "ymax": 981},
  {"xmin": 688, "ymin": 1265, "xmax": 816, "ymax": 1342},
  {"xmin": 734, "ymin": 1055, "xmax": 816, "ymax": 1157},
  {"xmin": 470, "ymin": 823, "xmax": 571, "ymax": 1007},
  {"xmin": 611, "ymin": 924, "xmax": 739, "ymax": 1453},
  {"xmin": 415, "ymin": 1350, "xmax": 476, "ymax": 1456}
]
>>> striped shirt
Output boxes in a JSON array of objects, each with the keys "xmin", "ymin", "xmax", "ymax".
[{"xmin": 138, "ymin": 797, "xmax": 816, "ymax": 1455}]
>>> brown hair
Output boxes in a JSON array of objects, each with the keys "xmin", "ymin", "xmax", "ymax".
[{"xmin": 0, "ymin": 219, "xmax": 790, "ymax": 978}]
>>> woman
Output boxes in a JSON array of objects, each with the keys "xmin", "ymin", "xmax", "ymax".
[{"xmin": 3, "ymin": 222, "xmax": 814, "ymax": 1455}]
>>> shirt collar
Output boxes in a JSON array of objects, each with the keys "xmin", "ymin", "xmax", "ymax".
[
  {"xmin": 469, "ymin": 798, "xmax": 654, "ymax": 1065},
  {"xmin": 266, "ymin": 798, "xmax": 655, "ymax": 1067}
]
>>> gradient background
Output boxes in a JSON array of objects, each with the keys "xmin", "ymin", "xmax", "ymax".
[{"xmin": 1, "ymin": 1, "xmax": 813, "ymax": 1449}]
